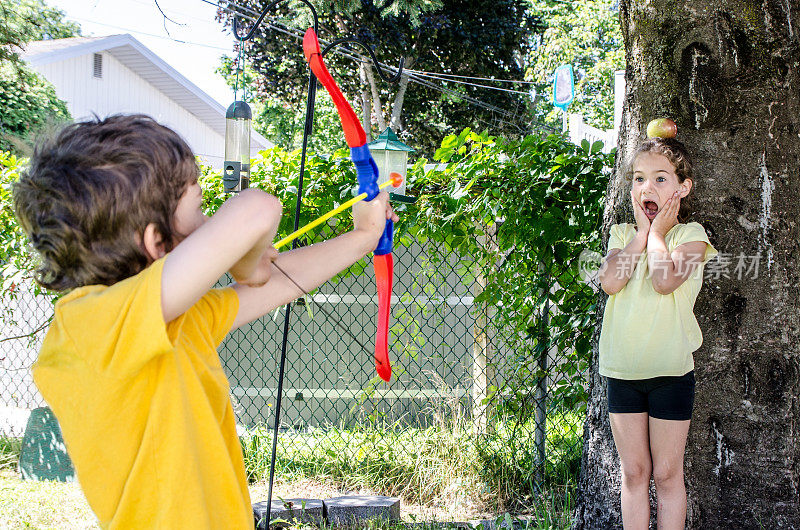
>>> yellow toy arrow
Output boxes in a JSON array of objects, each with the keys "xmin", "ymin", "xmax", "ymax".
[{"xmin": 274, "ymin": 173, "xmax": 403, "ymax": 250}]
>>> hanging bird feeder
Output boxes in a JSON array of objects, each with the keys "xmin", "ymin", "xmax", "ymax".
[
  {"xmin": 367, "ymin": 127, "xmax": 414, "ymax": 197},
  {"xmin": 552, "ymin": 64, "xmax": 575, "ymax": 132},
  {"xmin": 223, "ymin": 100, "xmax": 252, "ymax": 193}
]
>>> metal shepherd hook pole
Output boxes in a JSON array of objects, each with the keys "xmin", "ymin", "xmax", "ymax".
[
  {"xmin": 231, "ymin": 4, "xmax": 404, "ymax": 528},
  {"xmin": 231, "ymin": 2, "xmax": 318, "ymax": 528}
]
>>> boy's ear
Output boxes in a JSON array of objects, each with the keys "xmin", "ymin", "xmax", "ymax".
[{"xmin": 142, "ymin": 223, "xmax": 167, "ymax": 261}]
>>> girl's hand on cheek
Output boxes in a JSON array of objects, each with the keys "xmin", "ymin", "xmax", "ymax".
[
  {"xmin": 631, "ymin": 189, "xmax": 650, "ymax": 236},
  {"xmin": 651, "ymin": 191, "xmax": 680, "ymax": 237}
]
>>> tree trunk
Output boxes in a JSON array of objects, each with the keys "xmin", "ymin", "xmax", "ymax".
[
  {"xmin": 574, "ymin": 1, "xmax": 800, "ymax": 528},
  {"xmin": 363, "ymin": 61, "xmax": 386, "ymax": 133},
  {"xmin": 358, "ymin": 60, "xmax": 372, "ymax": 142},
  {"xmin": 390, "ymin": 57, "xmax": 414, "ymax": 131}
]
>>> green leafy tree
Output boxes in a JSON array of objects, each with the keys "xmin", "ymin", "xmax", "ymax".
[
  {"xmin": 0, "ymin": 0, "xmax": 78, "ymax": 153},
  {"xmin": 1, "ymin": 0, "xmax": 81, "ymax": 67},
  {"xmin": 527, "ymin": 0, "xmax": 625, "ymax": 130},
  {"xmin": 216, "ymin": 0, "xmax": 536, "ymax": 155},
  {"xmin": 0, "ymin": 63, "xmax": 71, "ymax": 152}
]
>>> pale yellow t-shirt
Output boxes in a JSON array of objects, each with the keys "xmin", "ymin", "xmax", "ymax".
[
  {"xmin": 32, "ymin": 257, "xmax": 251, "ymax": 529},
  {"xmin": 598, "ymin": 222, "xmax": 718, "ymax": 379}
]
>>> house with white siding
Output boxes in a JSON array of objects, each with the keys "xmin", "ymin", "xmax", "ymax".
[
  {"xmin": 22, "ymin": 34, "xmax": 272, "ymax": 169},
  {"xmin": 1, "ymin": 35, "xmax": 276, "ymax": 437}
]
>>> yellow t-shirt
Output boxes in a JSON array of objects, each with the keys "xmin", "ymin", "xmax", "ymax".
[
  {"xmin": 598, "ymin": 222, "xmax": 718, "ymax": 380},
  {"xmin": 32, "ymin": 257, "xmax": 251, "ymax": 529}
]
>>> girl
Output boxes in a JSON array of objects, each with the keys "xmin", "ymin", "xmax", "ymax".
[{"xmin": 597, "ymin": 134, "xmax": 718, "ymax": 529}]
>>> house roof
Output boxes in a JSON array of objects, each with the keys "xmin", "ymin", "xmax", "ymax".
[{"xmin": 22, "ymin": 34, "xmax": 273, "ymax": 151}]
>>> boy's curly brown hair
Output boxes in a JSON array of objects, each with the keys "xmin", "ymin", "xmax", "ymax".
[
  {"xmin": 13, "ymin": 114, "xmax": 199, "ymax": 291},
  {"xmin": 624, "ymin": 137, "xmax": 695, "ymax": 222}
]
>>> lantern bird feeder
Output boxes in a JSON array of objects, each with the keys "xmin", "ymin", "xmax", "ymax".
[
  {"xmin": 224, "ymin": 100, "xmax": 252, "ymax": 193},
  {"xmin": 367, "ymin": 127, "xmax": 414, "ymax": 197}
]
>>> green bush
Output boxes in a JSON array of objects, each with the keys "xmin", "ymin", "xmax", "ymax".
[
  {"xmin": 0, "ymin": 150, "xmax": 41, "ymax": 302},
  {"xmin": 199, "ymin": 129, "xmax": 611, "ymax": 410},
  {"xmin": 5, "ymin": 127, "xmax": 612, "ymax": 410},
  {"xmin": 0, "ymin": 62, "xmax": 71, "ymax": 154}
]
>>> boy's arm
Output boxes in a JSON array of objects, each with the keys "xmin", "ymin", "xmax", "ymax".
[
  {"xmin": 161, "ymin": 189, "xmax": 282, "ymax": 323},
  {"xmin": 228, "ymin": 232, "xmax": 277, "ymax": 287},
  {"xmin": 598, "ymin": 231, "xmax": 647, "ymax": 296},
  {"xmin": 229, "ymin": 193, "xmax": 393, "ymax": 330},
  {"xmin": 647, "ymin": 234, "xmax": 707, "ymax": 295}
]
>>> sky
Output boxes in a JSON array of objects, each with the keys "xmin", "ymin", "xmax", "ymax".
[{"xmin": 53, "ymin": 0, "xmax": 239, "ymax": 106}]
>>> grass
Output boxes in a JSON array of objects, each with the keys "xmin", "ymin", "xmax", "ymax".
[
  {"xmin": 0, "ymin": 409, "xmax": 582, "ymax": 529},
  {"xmin": 0, "ymin": 436, "xmax": 21, "ymax": 471},
  {"xmin": 242, "ymin": 408, "xmax": 583, "ymax": 527},
  {"xmin": 0, "ymin": 436, "xmax": 97, "ymax": 528},
  {"xmin": 0, "ymin": 469, "xmax": 98, "ymax": 529}
]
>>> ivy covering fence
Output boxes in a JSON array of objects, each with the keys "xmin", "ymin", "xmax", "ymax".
[{"xmin": 1, "ymin": 129, "xmax": 613, "ymax": 512}]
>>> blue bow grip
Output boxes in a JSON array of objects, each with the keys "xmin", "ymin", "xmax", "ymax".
[{"xmin": 351, "ymin": 145, "xmax": 393, "ymax": 256}]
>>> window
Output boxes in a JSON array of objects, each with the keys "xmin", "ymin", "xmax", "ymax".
[{"xmin": 93, "ymin": 53, "xmax": 103, "ymax": 78}]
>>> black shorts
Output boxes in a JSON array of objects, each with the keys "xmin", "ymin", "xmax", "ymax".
[{"xmin": 606, "ymin": 371, "xmax": 695, "ymax": 421}]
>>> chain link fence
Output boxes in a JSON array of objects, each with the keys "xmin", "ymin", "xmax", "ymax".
[
  {"xmin": 0, "ymin": 144, "xmax": 607, "ymax": 520},
  {"xmin": 1, "ymin": 284, "xmax": 52, "ymax": 437},
  {"xmin": 1, "ymin": 223, "xmax": 595, "ymax": 499}
]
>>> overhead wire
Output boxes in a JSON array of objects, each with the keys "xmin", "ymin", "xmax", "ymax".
[
  {"xmin": 400, "ymin": 70, "xmax": 533, "ymax": 96},
  {"xmin": 197, "ymin": 1, "xmax": 555, "ymax": 132},
  {"xmin": 67, "ymin": 16, "xmax": 234, "ymax": 51},
  {"xmin": 401, "ymin": 69, "xmax": 538, "ymax": 84},
  {"xmin": 203, "ymin": 1, "xmax": 532, "ymax": 120}
]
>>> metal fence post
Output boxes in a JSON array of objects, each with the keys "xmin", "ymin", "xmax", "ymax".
[
  {"xmin": 534, "ymin": 262, "xmax": 550, "ymax": 486},
  {"xmin": 472, "ymin": 223, "xmax": 497, "ymax": 435}
]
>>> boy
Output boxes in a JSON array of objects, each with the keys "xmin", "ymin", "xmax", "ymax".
[{"xmin": 12, "ymin": 114, "xmax": 397, "ymax": 528}]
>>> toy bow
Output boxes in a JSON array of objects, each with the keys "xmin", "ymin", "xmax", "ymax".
[{"xmin": 303, "ymin": 28, "xmax": 393, "ymax": 382}]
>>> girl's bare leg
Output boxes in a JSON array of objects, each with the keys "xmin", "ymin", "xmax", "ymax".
[
  {"xmin": 610, "ymin": 412, "xmax": 652, "ymax": 529},
  {"xmin": 649, "ymin": 417, "xmax": 691, "ymax": 530}
]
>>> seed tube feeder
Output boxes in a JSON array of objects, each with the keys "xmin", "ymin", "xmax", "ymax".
[{"xmin": 223, "ymin": 101, "xmax": 252, "ymax": 193}]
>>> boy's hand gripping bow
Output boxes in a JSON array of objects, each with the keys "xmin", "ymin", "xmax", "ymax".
[{"xmin": 303, "ymin": 28, "xmax": 393, "ymax": 382}]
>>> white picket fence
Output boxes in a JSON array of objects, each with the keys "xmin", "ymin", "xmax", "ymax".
[
  {"xmin": 566, "ymin": 69, "xmax": 624, "ymax": 154},
  {"xmin": 568, "ymin": 113, "xmax": 618, "ymax": 153}
]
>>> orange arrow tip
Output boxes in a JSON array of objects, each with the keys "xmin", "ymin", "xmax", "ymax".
[{"xmin": 389, "ymin": 172, "xmax": 403, "ymax": 187}]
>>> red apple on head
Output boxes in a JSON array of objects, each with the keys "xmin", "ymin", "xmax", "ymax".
[{"xmin": 646, "ymin": 118, "xmax": 677, "ymax": 139}]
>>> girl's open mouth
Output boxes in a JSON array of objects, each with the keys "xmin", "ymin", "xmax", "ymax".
[{"xmin": 644, "ymin": 200, "xmax": 659, "ymax": 218}]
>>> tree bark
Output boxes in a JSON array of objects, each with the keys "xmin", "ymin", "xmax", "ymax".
[
  {"xmin": 390, "ymin": 57, "xmax": 414, "ymax": 131},
  {"xmin": 574, "ymin": 1, "xmax": 800, "ymax": 528},
  {"xmin": 358, "ymin": 60, "xmax": 372, "ymax": 142},
  {"xmin": 364, "ymin": 61, "xmax": 387, "ymax": 133}
]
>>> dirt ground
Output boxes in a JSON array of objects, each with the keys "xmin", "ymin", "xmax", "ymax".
[
  {"xmin": 250, "ymin": 477, "xmax": 493, "ymax": 524},
  {"xmin": 0, "ymin": 470, "xmax": 495, "ymax": 528}
]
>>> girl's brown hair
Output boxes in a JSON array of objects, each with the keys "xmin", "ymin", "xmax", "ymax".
[
  {"xmin": 624, "ymin": 137, "xmax": 695, "ymax": 222},
  {"xmin": 13, "ymin": 114, "xmax": 199, "ymax": 291}
]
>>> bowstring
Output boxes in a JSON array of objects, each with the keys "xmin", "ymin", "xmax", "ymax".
[{"xmin": 271, "ymin": 260, "xmax": 374, "ymax": 357}]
